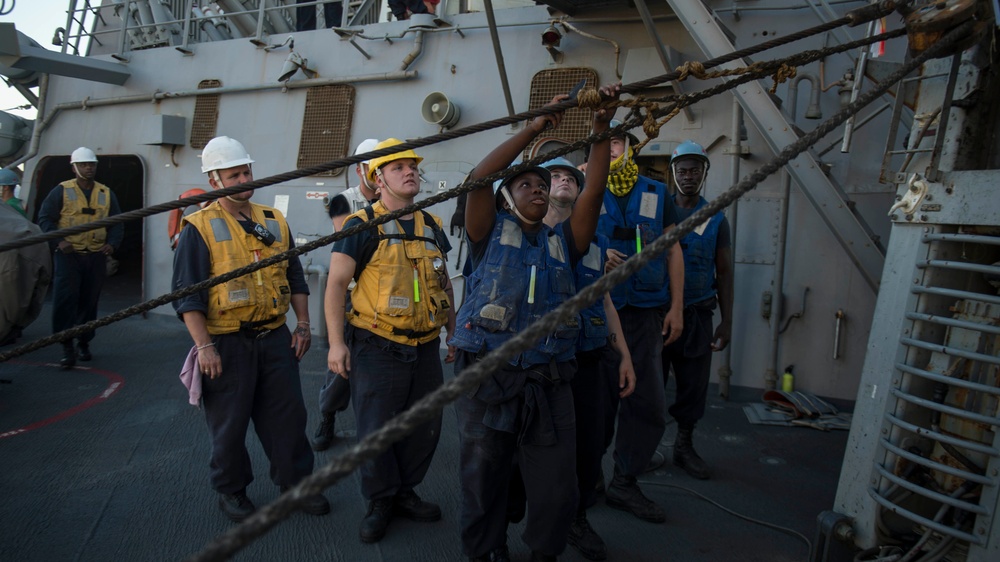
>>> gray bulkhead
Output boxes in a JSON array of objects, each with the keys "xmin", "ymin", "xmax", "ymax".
[{"xmin": 18, "ymin": 0, "xmax": 905, "ymax": 401}]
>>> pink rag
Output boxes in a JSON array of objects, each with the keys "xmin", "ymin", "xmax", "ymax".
[{"xmin": 179, "ymin": 346, "xmax": 203, "ymax": 407}]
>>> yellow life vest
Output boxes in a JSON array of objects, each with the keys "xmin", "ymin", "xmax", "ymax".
[
  {"xmin": 348, "ymin": 201, "xmax": 450, "ymax": 346},
  {"xmin": 182, "ymin": 201, "xmax": 292, "ymax": 335},
  {"xmin": 57, "ymin": 179, "xmax": 112, "ymax": 252}
]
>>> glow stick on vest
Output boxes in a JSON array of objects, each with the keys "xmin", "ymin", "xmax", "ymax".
[
  {"xmin": 528, "ymin": 265, "xmax": 537, "ymax": 304},
  {"xmin": 413, "ymin": 267, "xmax": 420, "ymax": 303},
  {"xmin": 635, "ymin": 225, "xmax": 642, "ymax": 253}
]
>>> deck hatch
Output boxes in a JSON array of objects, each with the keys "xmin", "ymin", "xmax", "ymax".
[
  {"xmin": 297, "ymin": 85, "xmax": 355, "ymax": 177},
  {"xmin": 190, "ymin": 79, "xmax": 222, "ymax": 149},
  {"xmin": 525, "ymin": 68, "xmax": 598, "ymax": 161}
]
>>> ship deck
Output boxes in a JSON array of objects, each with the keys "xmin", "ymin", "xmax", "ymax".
[{"xmin": 0, "ymin": 272, "xmax": 857, "ymax": 562}]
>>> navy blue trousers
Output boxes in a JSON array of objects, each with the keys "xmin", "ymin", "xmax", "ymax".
[
  {"xmin": 295, "ymin": 0, "xmax": 343, "ymax": 30},
  {"xmin": 455, "ymin": 352, "xmax": 578, "ymax": 558},
  {"xmin": 662, "ymin": 303, "xmax": 715, "ymax": 428},
  {"xmin": 348, "ymin": 328, "xmax": 443, "ymax": 500},
  {"xmin": 611, "ymin": 306, "xmax": 667, "ymax": 477},
  {"xmin": 202, "ymin": 327, "xmax": 314, "ymax": 494},
  {"xmin": 572, "ymin": 344, "xmax": 622, "ymax": 511},
  {"xmin": 51, "ymin": 251, "xmax": 106, "ymax": 345}
]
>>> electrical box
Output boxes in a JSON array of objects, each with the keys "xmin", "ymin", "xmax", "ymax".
[{"xmin": 142, "ymin": 115, "xmax": 186, "ymax": 146}]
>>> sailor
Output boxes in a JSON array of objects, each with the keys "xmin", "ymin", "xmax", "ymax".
[
  {"xmin": 541, "ymin": 156, "xmax": 636, "ymax": 561},
  {"xmin": 171, "ymin": 136, "xmax": 329, "ymax": 522},
  {"xmin": 37, "ymin": 147, "xmax": 123, "ymax": 369},
  {"xmin": 596, "ymin": 121, "xmax": 684, "ymax": 524},
  {"xmin": 661, "ymin": 140, "xmax": 733, "ymax": 480},
  {"xmin": 311, "ymin": 138, "xmax": 381, "ymax": 452},
  {"xmin": 325, "ymin": 138, "xmax": 455, "ymax": 544},
  {"xmin": 0, "ymin": 168, "xmax": 26, "ymax": 217},
  {"xmin": 295, "ymin": 0, "xmax": 343, "ymax": 30},
  {"xmin": 449, "ymin": 83, "xmax": 620, "ymax": 562}
]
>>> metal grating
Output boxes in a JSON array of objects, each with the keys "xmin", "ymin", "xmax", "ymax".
[
  {"xmin": 190, "ymin": 80, "xmax": 221, "ymax": 149},
  {"xmin": 525, "ymin": 68, "xmax": 599, "ymax": 161},
  {"xmin": 297, "ymin": 85, "xmax": 355, "ymax": 177},
  {"xmin": 870, "ymin": 230, "xmax": 1000, "ymax": 552}
]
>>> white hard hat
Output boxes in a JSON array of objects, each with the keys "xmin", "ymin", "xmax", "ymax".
[
  {"xmin": 70, "ymin": 147, "xmax": 98, "ymax": 163},
  {"xmin": 354, "ymin": 138, "xmax": 380, "ymax": 166},
  {"xmin": 200, "ymin": 136, "xmax": 255, "ymax": 174}
]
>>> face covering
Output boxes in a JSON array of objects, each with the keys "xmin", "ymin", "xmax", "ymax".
[{"xmin": 606, "ymin": 146, "xmax": 639, "ymax": 197}]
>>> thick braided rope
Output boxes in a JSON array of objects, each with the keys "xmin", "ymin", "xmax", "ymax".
[
  {"xmin": 181, "ymin": 17, "xmax": 971, "ymax": 562},
  {"xmin": 0, "ymin": 2, "xmax": 896, "ymax": 256},
  {"xmin": 0, "ymin": 26, "xmax": 906, "ymax": 364}
]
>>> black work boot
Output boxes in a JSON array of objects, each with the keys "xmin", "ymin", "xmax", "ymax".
[
  {"xmin": 393, "ymin": 489, "xmax": 441, "ymax": 521},
  {"xmin": 77, "ymin": 342, "xmax": 92, "ymax": 362},
  {"xmin": 605, "ymin": 467, "xmax": 665, "ymax": 523},
  {"xmin": 218, "ymin": 490, "xmax": 256, "ymax": 522},
  {"xmin": 359, "ymin": 497, "xmax": 394, "ymax": 543},
  {"xmin": 567, "ymin": 511, "xmax": 607, "ymax": 560},
  {"xmin": 59, "ymin": 344, "xmax": 76, "ymax": 370},
  {"xmin": 311, "ymin": 413, "xmax": 336, "ymax": 451},
  {"xmin": 673, "ymin": 426, "xmax": 710, "ymax": 480}
]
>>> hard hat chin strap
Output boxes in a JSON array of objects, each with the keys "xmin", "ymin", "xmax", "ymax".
[{"xmin": 499, "ymin": 186, "xmax": 541, "ymax": 225}]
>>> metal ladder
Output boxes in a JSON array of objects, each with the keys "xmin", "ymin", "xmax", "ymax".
[{"xmin": 879, "ymin": 51, "xmax": 962, "ymax": 185}]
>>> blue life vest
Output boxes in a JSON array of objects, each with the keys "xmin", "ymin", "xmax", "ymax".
[
  {"xmin": 576, "ymin": 234, "xmax": 610, "ymax": 352},
  {"xmin": 597, "ymin": 176, "xmax": 671, "ymax": 308},
  {"xmin": 449, "ymin": 213, "xmax": 580, "ymax": 367},
  {"xmin": 678, "ymin": 196, "xmax": 724, "ymax": 307}
]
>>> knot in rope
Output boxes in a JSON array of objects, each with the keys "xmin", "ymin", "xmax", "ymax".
[
  {"xmin": 675, "ymin": 60, "xmax": 708, "ymax": 81},
  {"xmin": 769, "ymin": 63, "xmax": 797, "ymax": 94},
  {"xmin": 575, "ymin": 87, "xmax": 603, "ymax": 110}
]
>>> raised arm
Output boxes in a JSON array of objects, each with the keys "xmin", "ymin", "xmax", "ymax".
[
  {"xmin": 465, "ymin": 95, "xmax": 567, "ymax": 243},
  {"xmin": 569, "ymin": 83, "xmax": 620, "ymax": 255}
]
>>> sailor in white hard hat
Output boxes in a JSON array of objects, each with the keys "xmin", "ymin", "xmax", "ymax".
[
  {"xmin": 311, "ymin": 137, "xmax": 382, "ymax": 453},
  {"xmin": 37, "ymin": 147, "xmax": 123, "ymax": 369},
  {"xmin": 171, "ymin": 136, "xmax": 330, "ymax": 522}
]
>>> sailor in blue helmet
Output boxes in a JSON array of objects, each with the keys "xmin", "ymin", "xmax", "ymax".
[
  {"xmin": 596, "ymin": 120, "xmax": 684, "ymax": 524},
  {"xmin": 542, "ymin": 156, "xmax": 636, "ymax": 560},
  {"xmin": 450, "ymin": 82, "xmax": 620, "ymax": 562},
  {"xmin": 661, "ymin": 140, "xmax": 732, "ymax": 480}
]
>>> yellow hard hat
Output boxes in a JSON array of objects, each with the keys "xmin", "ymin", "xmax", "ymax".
[{"xmin": 367, "ymin": 138, "xmax": 422, "ymax": 183}]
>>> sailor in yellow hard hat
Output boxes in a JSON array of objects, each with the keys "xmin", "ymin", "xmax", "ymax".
[{"xmin": 325, "ymin": 138, "xmax": 455, "ymax": 544}]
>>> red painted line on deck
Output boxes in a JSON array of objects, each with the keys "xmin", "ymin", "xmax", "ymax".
[{"xmin": 0, "ymin": 362, "xmax": 125, "ymax": 440}]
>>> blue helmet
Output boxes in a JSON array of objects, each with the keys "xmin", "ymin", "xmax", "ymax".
[
  {"xmin": 0, "ymin": 168, "xmax": 20, "ymax": 186},
  {"xmin": 493, "ymin": 161, "xmax": 551, "ymax": 209},
  {"xmin": 670, "ymin": 140, "xmax": 710, "ymax": 170},
  {"xmin": 542, "ymin": 156, "xmax": 585, "ymax": 189}
]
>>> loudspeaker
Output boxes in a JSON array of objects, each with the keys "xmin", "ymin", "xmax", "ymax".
[{"xmin": 421, "ymin": 92, "xmax": 461, "ymax": 129}]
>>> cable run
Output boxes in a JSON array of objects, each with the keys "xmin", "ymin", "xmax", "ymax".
[
  {"xmin": 182, "ymin": 17, "xmax": 973, "ymax": 562},
  {"xmin": 0, "ymin": 1, "xmax": 897, "ymax": 255},
  {"xmin": 0, "ymin": 26, "xmax": 906, "ymax": 365}
]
